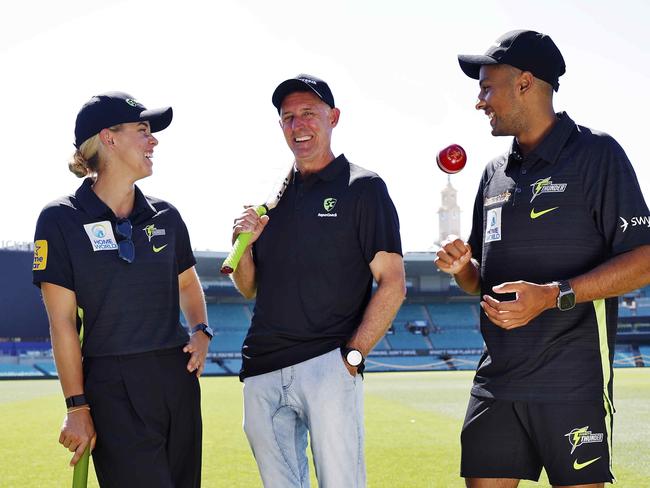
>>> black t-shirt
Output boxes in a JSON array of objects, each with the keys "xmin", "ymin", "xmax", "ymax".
[
  {"xmin": 240, "ymin": 154, "xmax": 402, "ymax": 380},
  {"xmin": 33, "ymin": 178, "xmax": 196, "ymax": 357},
  {"xmin": 467, "ymin": 112, "xmax": 650, "ymax": 403}
]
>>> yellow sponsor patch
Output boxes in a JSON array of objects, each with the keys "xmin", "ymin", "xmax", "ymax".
[{"xmin": 33, "ymin": 240, "xmax": 48, "ymax": 271}]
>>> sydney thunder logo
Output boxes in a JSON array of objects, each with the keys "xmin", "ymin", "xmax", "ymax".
[
  {"xmin": 564, "ymin": 426, "xmax": 603, "ymax": 454},
  {"xmin": 142, "ymin": 224, "xmax": 166, "ymax": 242},
  {"xmin": 530, "ymin": 177, "xmax": 567, "ymax": 202}
]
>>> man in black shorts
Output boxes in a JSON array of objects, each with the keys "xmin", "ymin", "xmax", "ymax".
[{"xmin": 435, "ymin": 30, "xmax": 650, "ymax": 487}]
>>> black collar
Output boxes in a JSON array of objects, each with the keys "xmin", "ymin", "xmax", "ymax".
[
  {"xmin": 507, "ymin": 112, "xmax": 576, "ymax": 170},
  {"xmin": 294, "ymin": 154, "xmax": 348, "ymax": 187},
  {"xmin": 75, "ymin": 178, "xmax": 157, "ymax": 221}
]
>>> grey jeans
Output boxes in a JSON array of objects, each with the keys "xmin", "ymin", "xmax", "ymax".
[{"xmin": 243, "ymin": 348, "xmax": 365, "ymax": 488}]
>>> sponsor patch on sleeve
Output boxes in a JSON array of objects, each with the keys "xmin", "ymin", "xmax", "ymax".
[{"xmin": 33, "ymin": 240, "xmax": 48, "ymax": 270}]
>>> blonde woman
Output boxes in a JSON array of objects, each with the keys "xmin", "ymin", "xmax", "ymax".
[{"xmin": 33, "ymin": 92, "xmax": 211, "ymax": 487}]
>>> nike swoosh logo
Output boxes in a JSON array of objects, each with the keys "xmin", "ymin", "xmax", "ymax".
[
  {"xmin": 573, "ymin": 457, "xmax": 601, "ymax": 470},
  {"xmin": 530, "ymin": 207, "xmax": 559, "ymax": 219},
  {"xmin": 152, "ymin": 244, "xmax": 168, "ymax": 253}
]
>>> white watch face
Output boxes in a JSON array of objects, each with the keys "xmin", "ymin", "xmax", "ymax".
[{"xmin": 346, "ymin": 350, "xmax": 363, "ymax": 367}]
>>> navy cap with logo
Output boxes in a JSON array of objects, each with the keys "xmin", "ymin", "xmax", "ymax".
[
  {"xmin": 74, "ymin": 91, "xmax": 173, "ymax": 148},
  {"xmin": 458, "ymin": 30, "xmax": 566, "ymax": 91},
  {"xmin": 272, "ymin": 74, "xmax": 335, "ymax": 114}
]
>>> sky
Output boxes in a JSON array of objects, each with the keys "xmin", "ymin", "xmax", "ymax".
[{"xmin": 1, "ymin": 0, "xmax": 649, "ymax": 253}]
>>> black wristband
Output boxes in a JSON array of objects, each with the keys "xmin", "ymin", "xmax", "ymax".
[{"xmin": 65, "ymin": 394, "xmax": 88, "ymax": 408}]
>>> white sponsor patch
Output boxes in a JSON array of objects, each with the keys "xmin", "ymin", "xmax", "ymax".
[
  {"xmin": 619, "ymin": 215, "xmax": 650, "ymax": 232},
  {"xmin": 485, "ymin": 207, "xmax": 502, "ymax": 243},
  {"xmin": 83, "ymin": 221, "xmax": 118, "ymax": 251},
  {"xmin": 484, "ymin": 191, "xmax": 511, "ymax": 207}
]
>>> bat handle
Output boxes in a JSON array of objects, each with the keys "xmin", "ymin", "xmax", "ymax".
[
  {"xmin": 72, "ymin": 446, "xmax": 90, "ymax": 488},
  {"xmin": 220, "ymin": 205, "xmax": 268, "ymax": 274}
]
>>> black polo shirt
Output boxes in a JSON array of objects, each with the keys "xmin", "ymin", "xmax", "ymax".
[
  {"xmin": 467, "ymin": 112, "xmax": 650, "ymax": 403},
  {"xmin": 33, "ymin": 178, "xmax": 196, "ymax": 357},
  {"xmin": 240, "ymin": 154, "xmax": 402, "ymax": 380}
]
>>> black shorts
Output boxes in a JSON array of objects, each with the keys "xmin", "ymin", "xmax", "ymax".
[
  {"xmin": 84, "ymin": 346, "xmax": 202, "ymax": 488},
  {"xmin": 460, "ymin": 394, "xmax": 614, "ymax": 485}
]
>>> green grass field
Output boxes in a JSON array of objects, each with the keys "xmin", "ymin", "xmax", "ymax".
[{"xmin": 1, "ymin": 369, "xmax": 648, "ymax": 487}]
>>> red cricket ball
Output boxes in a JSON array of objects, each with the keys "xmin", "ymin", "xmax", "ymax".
[{"xmin": 436, "ymin": 144, "xmax": 467, "ymax": 174}]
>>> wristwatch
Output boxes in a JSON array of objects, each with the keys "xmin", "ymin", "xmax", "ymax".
[
  {"xmin": 65, "ymin": 394, "xmax": 88, "ymax": 408},
  {"xmin": 341, "ymin": 347, "xmax": 365, "ymax": 373},
  {"xmin": 556, "ymin": 280, "xmax": 576, "ymax": 311},
  {"xmin": 192, "ymin": 323, "xmax": 214, "ymax": 340}
]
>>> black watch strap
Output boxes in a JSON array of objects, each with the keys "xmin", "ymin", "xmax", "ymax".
[
  {"xmin": 65, "ymin": 394, "xmax": 88, "ymax": 408},
  {"xmin": 192, "ymin": 323, "xmax": 214, "ymax": 340}
]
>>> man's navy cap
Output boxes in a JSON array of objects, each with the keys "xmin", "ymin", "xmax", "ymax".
[
  {"xmin": 458, "ymin": 30, "xmax": 566, "ymax": 91},
  {"xmin": 74, "ymin": 91, "xmax": 173, "ymax": 148},
  {"xmin": 272, "ymin": 74, "xmax": 335, "ymax": 114}
]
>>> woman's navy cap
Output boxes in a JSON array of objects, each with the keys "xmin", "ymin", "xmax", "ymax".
[
  {"xmin": 458, "ymin": 30, "xmax": 566, "ymax": 91},
  {"xmin": 74, "ymin": 91, "xmax": 173, "ymax": 148}
]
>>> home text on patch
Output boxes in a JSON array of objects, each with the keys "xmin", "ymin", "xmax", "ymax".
[{"xmin": 83, "ymin": 221, "xmax": 118, "ymax": 251}]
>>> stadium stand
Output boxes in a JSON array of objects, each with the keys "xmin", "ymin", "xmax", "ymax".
[
  {"xmin": 207, "ymin": 303, "xmax": 251, "ymax": 331},
  {"xmin": 427, "ymin": 303, "xmax": 479, "ymax": 328},
  {"xmin": 2, "ymin": 250, "xmax": 650, "ymax": 377},
  {"xmin": 429, "ymin": 329, "xmax": 484, "ymax": 349},
  {"xmin": 385, "ymin": 329, "xmax": 431, "ymax": 349},
  {"xmin": 613, "ymin": 344, "xmax": 637, "ymax": 368}
]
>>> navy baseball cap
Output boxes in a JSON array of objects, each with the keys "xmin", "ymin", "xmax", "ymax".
[
  {"xmin": 74, "ymin": 91, "xmax": 173, "ymax": 148},
  {"xmin": 272, "ymin": 74, "xmax": 335, "ymax": 114},
  {"xmin": 458, "ymin": 30, "xmax": 566, "ymax": 91}
]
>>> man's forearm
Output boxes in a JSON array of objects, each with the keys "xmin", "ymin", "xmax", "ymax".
[
  {"xmin": 347, "ymin": 278, "xmax": 406, "ymax": 356},
  {"xmin": 231, "ymin": 249, "xmax": 257, "ymax": 299},
  {"xmin": 454, "ymin": 259, "xmax": 481, "ymax": 295},
  {"xmin": 572, "ymin": 245, "xmax": 650, "ymax": 303}
]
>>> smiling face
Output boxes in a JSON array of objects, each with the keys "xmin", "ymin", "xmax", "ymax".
[
  {"xmin": 279, "ymin": 91, "xmax": 339, "ymax": 172},
  {"xmin": 105, "ymin": 121, "xmax": 158, "ymax": 181},
  {"xmin": 476, "ymin": 64, "xmax": 526, "ymax": 137}
]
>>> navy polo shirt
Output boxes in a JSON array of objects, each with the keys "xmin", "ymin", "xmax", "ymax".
[
  {"xmin": 240, "ymin": 154, "xmax": 402, "ymax": 380},
  {"xmin": 33, "ymin": 178, "xmax": 196, "ymax": 357},
  {"xmin": 467, "ymin": 112, "xmax": 650, "ymax": 403}
]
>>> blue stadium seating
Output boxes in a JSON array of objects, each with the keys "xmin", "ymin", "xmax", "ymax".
[
  {"xmin": 613, "ymin": 351, "xmax": 636, "ymax": 368},
  {"xmin": 207, "ymin": 303, "xmax": 251, "ymax": 331},
  {"xmin": 0, "ymin": 364, "xmax": 44, "ymax": 377},
  {"xmin": 202, "ymin": 362, "xmax": 229, "ymax": 375},
  {"xmin": 386, "ymin": 328, "xmax": 430, "ymax": 349},
  {"xmin": 639, "ymin": 346, "xmax": 650, "ymax": 359},
  {"xmin": 211, "ymin": 331, "xmax": 246, "ymax": 353},
  {"xmin": 394, "ymin": 304, "xmax": 429, "ymax": 322},
  {"xmin": 365, "ymin": 356, "xmax": 449, "ymax": 372},
  {"xmin": 427, "ymin": 303, "xmax": 479, "ymax": 329},
  {"xmin": 430, "ymin": 329, "xmax": 484, "ymax": 349},
  {"xmin": 618, "ymin": 306, "xmax": 634, "ymax": 317},
  {"xmin": 222, "ymin": 359, "xmax": 242, "ymax": 374},
  {"xmin": 373, "ymin": 338, "xmax": 391, "ymax": 351}
]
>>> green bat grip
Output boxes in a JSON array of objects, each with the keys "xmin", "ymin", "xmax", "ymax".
[
  {"xmin": 221, "ymin": 205, "xmax": 268, "ymax": 274},
  {"xmin": 72, "ymin": 446, "xmax": 90, "ymax": 488}
]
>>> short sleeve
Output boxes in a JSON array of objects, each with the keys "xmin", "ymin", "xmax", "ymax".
[
  {"xmin": 467, "ymin": 177, "xmax": 486, "ymax": 265},
  {"xmin": 174, "ymin": 209, "xmax": 197, "ymax": 274},
  {"xmin": 32, "ymin": 207, "xmax": 75, "ymax": 291},
  {"xmin": 356, "ymin": 177, "xmax": 402, "ymax": 263},
  {"xmin": 583, "ymin": 136, "xmax": 650, "ymax": 255}
]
